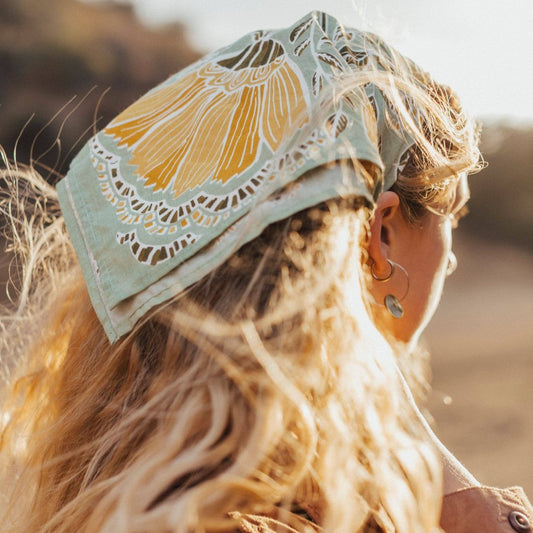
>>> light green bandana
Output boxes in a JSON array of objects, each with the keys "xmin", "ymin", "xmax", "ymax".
[{"xmin": 57, "ymin": 11, "xmax": 420, "ymax": 342}]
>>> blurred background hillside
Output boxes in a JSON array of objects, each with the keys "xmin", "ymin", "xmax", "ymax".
[
  {"xmin": 1, "ymin": 0, "xmax": 532, "ymax": 496},
  {"xmin": 0, "ymin": 0, "xmax": 200, "ymax": 176}
]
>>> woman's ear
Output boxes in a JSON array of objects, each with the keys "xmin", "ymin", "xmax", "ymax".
[{"xmin": 367, "ymin": 191, "xmax": 400, "ymax": 277}]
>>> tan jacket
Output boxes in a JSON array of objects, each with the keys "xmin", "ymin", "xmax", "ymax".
[
  {"xmin": 441, "ymin": 486, "xmax": 533, "ymax": 532},
  {"xmin": 237, "ymin": 486, "xmax": 533, "ymax": 532}
]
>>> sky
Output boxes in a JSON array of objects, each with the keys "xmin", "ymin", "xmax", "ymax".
[{"xmin": 125, "ymin": 0, "xmax": 533, "ymax": 123}]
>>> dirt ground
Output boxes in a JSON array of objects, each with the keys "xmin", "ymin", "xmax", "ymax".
[{"xmin": 424, "ymin": 234, "xmax": 533, "ymax": 495}]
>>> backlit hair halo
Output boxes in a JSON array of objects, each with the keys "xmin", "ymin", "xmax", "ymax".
[{"xmin": 57, "ymin": 11, "xmax": 425, "ymax": 342}]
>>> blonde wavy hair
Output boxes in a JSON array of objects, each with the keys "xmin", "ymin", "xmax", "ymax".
[{"xmin": 0, "ymin": 48, "xmax": 480, "ymax": 533}]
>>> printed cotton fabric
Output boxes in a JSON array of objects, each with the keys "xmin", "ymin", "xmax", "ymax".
[{"xmin": 57, "ymin": 11, "xmax": 420, "ymax": 342}]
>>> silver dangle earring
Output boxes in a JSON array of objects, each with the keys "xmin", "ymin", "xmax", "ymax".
[{"xmin": 370, "ymin": 259, "xmax": 410, "ymax": 318}]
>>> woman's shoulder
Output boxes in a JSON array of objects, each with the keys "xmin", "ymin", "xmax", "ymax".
[{"xmin": 441, "ymin": 486, "xmax": 533, "ymax": 532}]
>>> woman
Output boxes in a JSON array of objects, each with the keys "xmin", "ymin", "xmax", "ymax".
[{"xmin": 0, "ymin": 11, "xmax": 531, "ymax": 533}]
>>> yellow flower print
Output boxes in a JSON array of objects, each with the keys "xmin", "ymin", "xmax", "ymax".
[{"xmin": 104, "ymin": 38, "xmax": 309, "ymax": 200}]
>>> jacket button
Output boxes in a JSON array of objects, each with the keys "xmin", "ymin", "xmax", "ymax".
[{"xmin": 508, "ymin": 511, "xmax": 531, "ymax": 532}]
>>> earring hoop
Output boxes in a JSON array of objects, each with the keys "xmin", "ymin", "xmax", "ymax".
[
  {"xmin": 370, "ymin": 259, "xmax": 394, "ymax": 282},
  {"xmin": 368, "ymin": 260, "xmax": 410, "ymax": 318}
]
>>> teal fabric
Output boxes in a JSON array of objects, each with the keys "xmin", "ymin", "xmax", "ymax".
[{"xmin": 57, "ymin": 11, "xmax": 419, "ymax": 342}]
